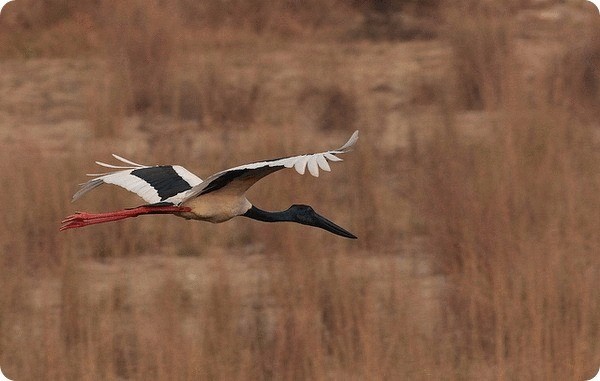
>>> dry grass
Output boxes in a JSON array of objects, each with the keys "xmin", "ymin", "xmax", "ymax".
[
  {"xmin": 1, "ymin": 1, "xmax": 599, "ymax": 380},
  {"xmin": 411, "ymin": 3, "xmax": 600, "ymax": 377},
  {"xmin": 414, "ymin": 107, "xmax": 600, "ymax": 378}
]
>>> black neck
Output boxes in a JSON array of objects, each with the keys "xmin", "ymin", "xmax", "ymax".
[{"xmin": 242, "ymin": 205, "xmax": 291, "ymax": 223}]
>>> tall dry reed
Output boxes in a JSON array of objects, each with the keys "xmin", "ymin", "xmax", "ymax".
[
  {"xmin": 412, "ymin": 2, "xmax": 600, "ymax": 378},
  {"xmin": 1, "ymin": 1, "xmax": 599, "ymax": 380}
]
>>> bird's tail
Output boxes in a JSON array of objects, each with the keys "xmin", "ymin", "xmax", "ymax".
[{"xmin": 60, "ymin": 205, "xmax": 190, "ymax": 231}]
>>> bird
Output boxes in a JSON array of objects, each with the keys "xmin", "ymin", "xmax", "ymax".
[{"xmin": 60, "ymin": 131, "xmax": 359, "ymax": 239}]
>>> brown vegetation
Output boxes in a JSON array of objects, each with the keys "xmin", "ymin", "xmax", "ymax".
[{"xmin": 0, "ymin": 0, "xmax": 598, "ymax": 380}]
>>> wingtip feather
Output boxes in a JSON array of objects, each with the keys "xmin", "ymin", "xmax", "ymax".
[
  {"xmin": 111, "ymin": 154, "xmax": 145, "ymax": 167},
  {"xmin": 307, "ymin": 156, "xmax": 320, "ymax": 177},
  {"xmin": 338, "ymin": 130, "xmax": 359, "ymax": 152},
  {"xmin": 294, "ymin": 160, "xmax": 307, "ymax": 175}
]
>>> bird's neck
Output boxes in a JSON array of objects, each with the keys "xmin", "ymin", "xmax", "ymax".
[{"xmin": 242, "ymin": 205, "xmax": 292, "ymax": 223}]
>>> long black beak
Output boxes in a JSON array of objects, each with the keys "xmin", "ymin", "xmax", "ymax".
[{"xmin": 305, "ymin": 210, "xmax": 357, "ymax": 239}]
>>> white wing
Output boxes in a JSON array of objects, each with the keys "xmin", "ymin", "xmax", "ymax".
[
  {"xmin": 180, "ymin": 130, "xmax": 359, "ymax": 202},
  {"xmin": 72, "ymin": 154, "xmax": 203, "ymax": 205}
]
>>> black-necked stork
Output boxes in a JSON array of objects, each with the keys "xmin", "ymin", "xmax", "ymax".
[{"xmin": 60, "ymin": 131, "xmax": 359, "ymax": 239}]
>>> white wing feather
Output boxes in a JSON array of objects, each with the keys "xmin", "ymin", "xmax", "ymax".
[
  {"xmin": 180, "ymin": 130, "xmax": 359, "ymax": 202},
  {"xmin": 72, "ymin": 131, "xmax": 358, "ymax": 205},
  {"xmin": 72, "ymin": 155, "xmax": 203, "ymax": 204}
]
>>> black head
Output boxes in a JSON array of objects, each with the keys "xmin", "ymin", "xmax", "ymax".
[{"xmin": 287, "ymin": 204, "xmax": 357, "ymax": 239}]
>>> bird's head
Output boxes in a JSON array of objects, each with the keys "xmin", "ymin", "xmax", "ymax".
[{"xmin": 287, "ymin": 204, "xmax": 357, "ymax": 239}]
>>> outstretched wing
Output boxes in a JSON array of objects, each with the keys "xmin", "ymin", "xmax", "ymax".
[
  {"xmin": 72, "ymin": 154, "xmax": 203, "ymax": 205},
  {"xmin": 180, "ymin": 130, "xmax": 359, "ymax": 202}
]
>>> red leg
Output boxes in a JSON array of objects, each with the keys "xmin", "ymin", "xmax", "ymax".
[{"xmin": 60, "ymin": 205, "xmax": 191, "ymax": 231}]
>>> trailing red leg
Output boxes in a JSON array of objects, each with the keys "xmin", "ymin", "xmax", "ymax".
[{"xmin": 60, "ymin": 205, "xmax": 191, "ymax": 231}]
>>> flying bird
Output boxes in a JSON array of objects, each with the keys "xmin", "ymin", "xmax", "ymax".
[{"xmin": 60, "ymin": 131, "xmax": 359, "ymax": 238}]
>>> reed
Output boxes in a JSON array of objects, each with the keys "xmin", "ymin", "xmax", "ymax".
[{"xmin": 0, "ymin": 1, "xmax": 598, "ymax": 380}]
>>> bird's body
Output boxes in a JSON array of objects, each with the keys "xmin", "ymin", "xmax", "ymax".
[
  {"xmin": 178, "ymin": 193, "xmax": 252, "ymax": 223},
  {"xmin": 61, "ymin": 131, "xmax": 359, "ymax": 238}
]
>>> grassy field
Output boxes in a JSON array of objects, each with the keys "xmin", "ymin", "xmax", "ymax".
[{"xmin": 0, "ymin": 0, "xmax": 599, "ymax": 380}]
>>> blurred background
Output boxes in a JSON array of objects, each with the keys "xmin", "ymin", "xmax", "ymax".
[{"xmin": 0, "ymin": 0, "xmax": 599, "ymax": 379}]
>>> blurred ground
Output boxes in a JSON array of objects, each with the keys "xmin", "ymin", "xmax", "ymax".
[{"xmin": 0, "ymin": 1, "xmax": 599, "ymax": 380}]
